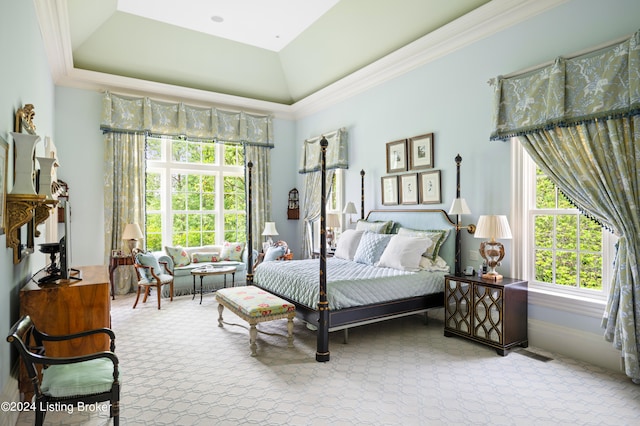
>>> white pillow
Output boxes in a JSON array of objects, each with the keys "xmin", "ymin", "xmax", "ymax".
[
  {"xmin": 377, "ymin": 235, "xmax": 432, "ymax": 271},
  {"xmin": 419, "ymin": 255, "xmax": 450, "ymax": 272},
  {"xmin": 334, "ymin": 230, "xmax": 364, "ymax": 260}
]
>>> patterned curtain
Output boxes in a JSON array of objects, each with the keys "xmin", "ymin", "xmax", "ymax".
[
  {"xmin": 300, "ymin": 170, "xmax": 335, "ymax": 259},
  {"xmin": 298, "ymin": 129, "xmax": 348, "ymax": 259},
  {"xmin": 245, "ymin": 144, "xmax": 271, "ymax": 253},
  {"xmin": 490, "ymin": 30, "xmax": 640, "ymax": 382},
  {"xmin": 100, "ymin": 92, "xmax": 273, "ymax": 145},
  {"xmin": 103, "ymin": 132, "xmax": 145, "ymax": 295},
  {"xmin": 101, "ymin": 92, "xmax": 274, "ymax": 292}
]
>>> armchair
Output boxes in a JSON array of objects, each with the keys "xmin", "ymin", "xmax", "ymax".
[
  {"xmin": 6, "ymin": 315, "xmax": 120, "ymax": 426},
  {"xmin": 132, "ymin": 250, "xmax": 174, "ymax": 309}
]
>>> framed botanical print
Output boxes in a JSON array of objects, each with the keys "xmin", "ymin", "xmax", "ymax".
[
  {"xmin": 386, "ymin": 139, "xmax": 407, "ymax": 173},
  {"xmin": 419, "ymin": 170, "xmax": 441, "ymax": 204},
  {"xmin": 399, "ymin": 173, "xmax": 418, "ymax": 205},
  {"xmin": 409, "ymin": 133, "xmax": 434, "ymax": 170},
  {"xmin": 381, "ymin": 176, "xmax": 398, "ymax": 206},
  {"xmin": 0, "ymin": 135, "xmax": 8, "ymax": 235}
]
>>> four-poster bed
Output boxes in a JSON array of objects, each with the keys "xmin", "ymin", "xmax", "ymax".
[{"xmin": 246, "ymin": 138, "xmax": 456, "ymax": 362}]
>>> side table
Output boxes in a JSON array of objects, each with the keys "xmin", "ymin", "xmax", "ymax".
[
  {"xmin": 109, "ymin": 255, "xmax": 133, "ymax": 300},
  {"xmin": 444, "ymin": 274, "xmax": 528, "ymax": 356}
]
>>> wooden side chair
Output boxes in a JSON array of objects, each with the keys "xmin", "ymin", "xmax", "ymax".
[
  {"xmin": 132, "ymin": 250, "xmax": 174, "ymax": 309},
  {"xmin": 6, "ymin": 315, "xmax": 120, "ymax": 426}
]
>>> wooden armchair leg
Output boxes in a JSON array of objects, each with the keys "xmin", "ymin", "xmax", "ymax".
[
  {"xmin": 132, "ymin": 286, "xmax": 142, "ymax": 309},
  {"xmin": 156, "ymin": 285, "xmax": 162, "ymax": 310}
]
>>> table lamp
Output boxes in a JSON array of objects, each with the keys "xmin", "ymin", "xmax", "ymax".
[
  {"xmin": 262, "ymin": 222, "xmax": 279, "ymax": 247},
  {"xmin": 326, "ymin": 213, "xmax": 341, "ymax": 248},
  {"xmin": 122, "ymin": 223, "xmax": 144, "ymax": 254},
  {"xmin": 474, "ymin": 215, "xmax": 512, "ymax": 281}
]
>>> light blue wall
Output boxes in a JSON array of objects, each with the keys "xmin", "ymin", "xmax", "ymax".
[
  {"xmin": 295, "ymin": 0, "xmax": 640, "ymax": 344},
  {"xmin": 3, "ymin": 0, "xmax": 640, "ymax": 398},
  {"xmin": 0, "ymin": 0, "xmax": 55, "ymax": 401}
]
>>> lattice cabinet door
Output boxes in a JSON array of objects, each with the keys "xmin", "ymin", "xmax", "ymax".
[
  {"xmin": 444, "ymin": 278, "xmax": 471, "ymax": 336},
  {"xmin": 473, "ymin": 284, "xmax": 504, "ymax": 344}
]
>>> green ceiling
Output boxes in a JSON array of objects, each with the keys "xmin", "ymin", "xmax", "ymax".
[{"xmin": 68, "ymin": 0, "xmax": 490, "ymax": 105}]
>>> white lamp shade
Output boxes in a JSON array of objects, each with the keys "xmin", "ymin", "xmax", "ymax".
[
  {"xmin": 474, "ymin": 215, "xmax": 512, "ymax": 240},
  {"xmin": 343, "ymin": 202, "xmax": 357, "ymax": 215},
  {"xmin": 326, "ymin": 213, "xmax": 341, "ymax": 228},
  {"xmin": 448, "ymin": 198, "xmax": 471, "ymax": 215},
  {"xmin": 262, "ymin": 222, "xmax": 279, "ymax": 236},
  {"xmin": 122, "ymin": 223, "xmax": 144, "ymax": 240}
]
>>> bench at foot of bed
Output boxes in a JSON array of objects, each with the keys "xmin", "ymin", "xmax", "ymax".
[{"xmin": 216, "ymin": 286, "xmax": 296, "ymax": 356}]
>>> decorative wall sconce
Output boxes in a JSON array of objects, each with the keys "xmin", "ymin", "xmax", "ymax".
[
  {"xmin": 343, "ymin": 202, "xmax": 357, "ymax": 225},
  {"xmin": 448, "ymin": 154, "xmax": 476, "ymax": 276}
]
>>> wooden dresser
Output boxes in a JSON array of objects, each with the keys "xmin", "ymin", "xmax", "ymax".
[{"xmin": 18, "ymin": 265, "xmax": 111, "ymax": 400}]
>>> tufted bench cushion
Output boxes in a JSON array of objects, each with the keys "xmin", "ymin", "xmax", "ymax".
[{"xmin": 216, "ymin": 286, "xmax": 295, "ymax": 356}]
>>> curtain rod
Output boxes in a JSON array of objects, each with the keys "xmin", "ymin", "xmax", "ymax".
[{"xmin": 489, "ymin": 31, "xmax": 634, "ymax": 84}]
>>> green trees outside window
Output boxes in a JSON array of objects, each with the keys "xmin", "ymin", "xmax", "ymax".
[
  {"xmin": 533, "ymin": 167, "xmax": 603, "ymax": 290},
  {"xmin": 144, "ymin": 136, "xmax": 245, "ymax": 252}
]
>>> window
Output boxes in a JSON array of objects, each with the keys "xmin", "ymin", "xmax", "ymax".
[
  {"xmin": 513, "ymin": 141, "xmax": 615, "ymax": 316},
  {"xmin": 145, "ymin": 136, "xmax": 245, "ymax": 251},
  {"xmin": 312, "ymin": 170, "xmax": 344, "ymax": 252}
]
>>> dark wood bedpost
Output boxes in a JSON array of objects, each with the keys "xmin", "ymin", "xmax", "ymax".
[
  {"xmin": 454, "ymin": 154, "xmax": 462, "ymax": 277},
  {"xmin": 360, "ymin": 169, "xmax": 365, "ymax": 220},
  {"xmin": 246, "ymin": 160, "xmax": 254, "ymax": 285},
  {"xmin": 317, "ymin": 137, "xmax": 330, "ymax": 362}
]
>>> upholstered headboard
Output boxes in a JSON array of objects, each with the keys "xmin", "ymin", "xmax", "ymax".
[{"xmin": 365, "ymin": 209, "xmax": 457, "ymax": 269}]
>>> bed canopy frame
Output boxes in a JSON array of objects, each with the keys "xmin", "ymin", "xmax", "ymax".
[{"xmin": 246, "ymin": 137, "xmax": 453, "ymax": 362}]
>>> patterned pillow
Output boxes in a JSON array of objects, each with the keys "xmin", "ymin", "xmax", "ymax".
[
  {"xmin": 135, "ymin": 252, "xmax": 163, "ymax": 281},
  {"xmin": 221, "ymin": 242, "xmax": 245, "ymax": 261},
  {"xmin": 355, "ymin": 219, "xmax": 394, "ymax": 234},
  {"xmin": 353, "ymin": 232, "xmax": 393, "ymax": 265},
  {"xmin": 164, "ymin": 246, "xmax": 191, "ymax": 267},
  {"xmin": 191, "ymin": 252, "xmax": 220, "ymax": 263},
  {"xmin": 264, "ymin": 246, "xmax": 286, "ymax": 262},
  {"xmin": 397, "ymin": 228, "xmax": 450, "ymax": 261}
]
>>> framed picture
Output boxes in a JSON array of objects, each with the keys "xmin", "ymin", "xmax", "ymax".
[
  {"xmin": 399, "ymin": 174, "xmax": 419, "ymax": 205},
  {"xmin": 419, "ymin": 170, "xmax": 441, "ymax": 204},
  {"xmin": 0, "ymin": 136, "xmax": 7, "ymax": 235},
  {"xmin": 381, "ymin": 176, "xmax": 398, "ymax": 206},
  {"xmin": 386, "ymin": 139, "xmax": 408, "ymax": 173},
  {"xmin": 408, "ymin": 133, "xmax": 434, "ymax": 170}
]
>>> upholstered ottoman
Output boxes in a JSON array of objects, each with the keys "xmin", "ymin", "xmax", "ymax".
[{"xmin": 216, "ymin": 286, "xmax": 295, "ymax": 356}]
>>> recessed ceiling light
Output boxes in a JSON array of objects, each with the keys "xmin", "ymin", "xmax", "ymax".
[{"xmin": 210, "ymin": 15, "xmax": 224, "ymax": 23}]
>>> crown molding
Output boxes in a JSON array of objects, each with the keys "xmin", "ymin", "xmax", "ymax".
[{"xmin": 35, "ymin": 0, "xmax": 568, "ymax": 120}]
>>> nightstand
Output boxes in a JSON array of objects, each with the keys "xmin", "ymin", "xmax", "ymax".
[{"xmin": 444, "ymin": 274, "xmax": 528, "ymax": 356}]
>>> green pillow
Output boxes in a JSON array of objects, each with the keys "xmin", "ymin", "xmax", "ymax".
[
  {"xmin": 355, "ymin": 219, "xmax": 394, "ymax": 234},
  {"xmin": 397, "ymin": 228, "xmax": 450, "ymax": 261}
]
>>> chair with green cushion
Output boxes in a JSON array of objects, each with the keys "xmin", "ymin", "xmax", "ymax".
[
  {"xmin": 133, "ymin": 250, "xmax": 174, "ymax": 309},
  {"xmin": 6, "ymin": 315, "xmax": 120, "ymax": 426}
]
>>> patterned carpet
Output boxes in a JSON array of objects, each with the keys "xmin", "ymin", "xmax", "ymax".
[{"xmin": 17, "ymin": 291, "xmax": 640, "ymax": 425}]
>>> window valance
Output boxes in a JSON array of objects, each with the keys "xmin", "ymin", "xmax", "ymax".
[
  {"xmin": 100, "ymin": 92, "xmax": 273, "ymax": 147},
  {"xmin": 490, "ymin": 30, "xmax": 640, "ymax": 141},
  {"xmin": 298, "ymin": 128, "xmax": 348, "ymax": 174}
]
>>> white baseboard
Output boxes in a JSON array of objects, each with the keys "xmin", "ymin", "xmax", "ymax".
[
  {"xmin": 0, "ymin": 375, "xmax": 20, "ymax": 426},
  {"xmin": 529, "ymin": 318, "xmax": 622, "ymax": 372}
]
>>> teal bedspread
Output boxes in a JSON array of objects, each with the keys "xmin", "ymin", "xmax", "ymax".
[{"xmin": 253, "ymin": 258, "xmax": 445, "ymax": 310}]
